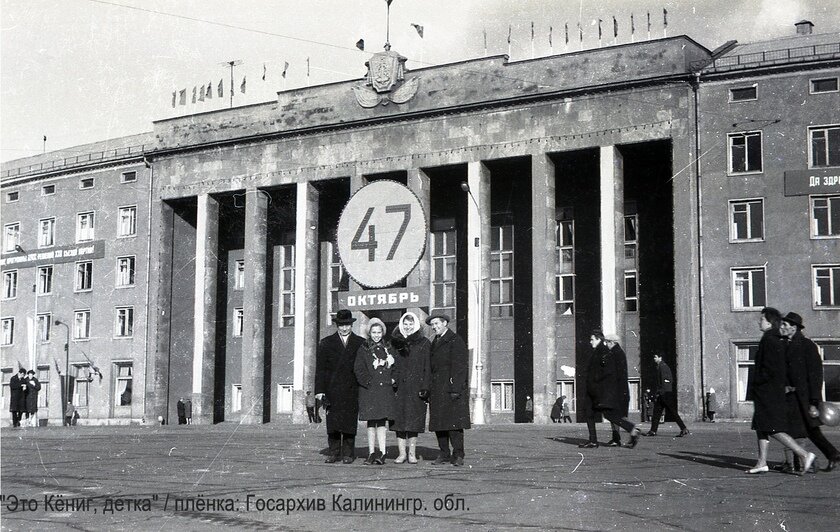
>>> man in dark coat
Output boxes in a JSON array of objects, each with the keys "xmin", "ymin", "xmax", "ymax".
[
  {"xmin": 580, "ymin": 332, "xmax": 640, "ymax": 448},
  {"xmin": 176, "ymin": 398, "xmax": 187, "ymax": 425},
  {"xmin": 781, "ymin": 312, "xmax": 840, "ymax": 472},
  {"xmin": 24, "ymin": 369, "xmax": 41, "ymax": 427},
  {"xmin": 645, "ymin": 353, "xmax": 689, "ymax": 437},
  {"xmin": 315, "ymin": 309, "xmax": 364, "ymax": 464},
  {"xmin": 427, "ymin": 313, "xmax": 470, "ymax": 466},
  {"xmin": 8, "ymin": 368, "xmax": 26, "ymax": 427}
]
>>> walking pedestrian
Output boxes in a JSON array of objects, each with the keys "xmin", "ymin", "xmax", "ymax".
[
  {"xmin": 390, "ymin": 312, "xmax": 430, "ymax": 464},
  {"xmin": 562, "ymin": 397, "xmax": 573, "ymax": 423},
  {"xmin": 644, "ymin": 353, "xmax": 690, "ymax": 437},
  {"xmin": 176, "ymin": 397, "xmax": 187, "ymax": 425},
  {"xmin": 185, "ymin": 398, "xmax": 192, "ymax": 424},
  {"xmin": 551, "ymin": 397, "xmax": 563, "ymax": 423},
  {"xmin": 64, "ymin": 402, "xmax": 76, "ymax": 426},
  {"xmin": 354, "ymin": 318, "xmax": 396, "ymax": 465}
]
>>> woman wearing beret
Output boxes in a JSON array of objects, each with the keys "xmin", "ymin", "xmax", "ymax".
[
  {"xmin": 354, "ymin": 318, "xmax": 396, "ymax": 465},
  {"xmin": 390, "ymin": 312, "xmax": 431, "ymax": 464}
]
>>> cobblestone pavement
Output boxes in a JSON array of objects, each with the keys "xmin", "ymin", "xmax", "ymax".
[{"xmin": 1, "ymin": 421, "xmax": 839, "ymax": 531}]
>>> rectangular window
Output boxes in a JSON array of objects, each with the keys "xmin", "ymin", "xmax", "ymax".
[
  {"xmin": 117, "ymin": 206, "xmax": 137, "ymax": 237},
  {"xmin": 233, "ymin": 308, "xmax": 244, "ymax": 337},
  {"xmin": 2, "ymin": 270, "xmax": 17, "ymax": 300},
  {"xmin": 37, "ymin": 265, "xmax": 53, "ymax": 295},
  {"xmin": 232, "ymin": 384, "xmax": 242, "ymax": 412},
  {"xmin": 628, "ymin": 379, "xmax": 641, "ymax": 412},
  {"xmin": 813, "ymin": 264, "xmax": 840, "ymax": 308},
  {"xmin": 624, "ymin": 270, "xmax": 638, "ymax": 312},
  {"xmin": 736, "ymin": 342, "xmax": 759, "ymax": 402},
  {"xmin": 79, "ymin": 177, "xmax": 94, "ymax": 189},
  {"xmin": 37, "ymin": 366, "xmax": 49, "ymax": 409},
  {"xmin": 1, "ymin": 369, "xmax": 11, "ymax": 410},
  {"xmin": 116, "ymin": 256, "xmax": 135, "ymax": 287},
  {"xmin": 76, "ymin": 212, "xmax": 95, "ymax": 242},
  {"xmin": 810, "ymin": 126, "xmax": 840, "ymax": 168},
  {"xmin": 279, "ymin": 245, "xmax": 295, "ymax": 327},
  {"xmin": 729, "ymin": 86, "xmax": 757, "ymax": 102},
  {"xmin": 431, "ymin": 230, "xmax": 457, "ymax": 317},
  {"xmin": 555, "ymin": 380, "xmax": 576, "ymax": 412},
  {"xmin": 114, "ymin": 364, "xmax": 133, "ymax": 406},
  {"xmin": 74, "ymin": 310, "xmax": 91, "ymax": 340},
  {"xmin": 490, "ymin": 225, "xmax": 514, "ymax": 318},
  {"xmin": 810, "ymin": 77, "xmax": 839, "ymax": 94},
  {"xmin": 4, "ymin": 223, "xmax": 21, "ymax": 252},
  {"xmin": 42, "ymin": 184, "xmax": 55, "ymax": 196},
  {"xmin": 327, "ymin": 243, "xmax": 349, "ymax": 324},
  {"xmin": 114, "ymin": 307, "xmax": 134, "ymax": 338},
  {"xmin": 75, "ymin": 261, "xmax": 92, "ymax": 292},
  {"xmin": 811, "ymin": 195, "xmax": 840, "ymax": 237},
  {"xmin": 555, "ymin": 219, "xmax": 575, "ymax": 315},
  {"xmin": 729, "ymin": 199, "xmax": 764, "ymax": 241},
  {"xmin": 1, "ymin": 318, "xmax": 14, "ymax": 346},
  {"xmin": 234, "ymin": 259, "xmax": 245, "ymax": 290},
  {"xmin": 729, "ymin": 132, "xmax": 763, "ymax": 174},
  {"xmin": 37, "ymin": 313, "xmax": 51, "ymax": 343},
  {"xmin": 38, "ymin": 217, "xmax": 55, "ymax": 248},
  {"xmin": 816, "ymin": 341, "xmax": 840, "ymax": 402},
  {"xmin": 120, "ymin": 171, "xmax": 137, "ymax": 183},
  {"xmin": 491, "ymin": 380, "xmax": 514, "ymax": 412},
  {"xmin": 6, "ymin": 191, "xmax": 19, "ymax": 202},
  {"xmin": 731, "ymin": 266, "xmax": 766, "ymax": 310},
  {"xmin": 72, "ymin": 364, "xmax": 91, "ymax": 407},
  {"xmin": 277, "ymin": 384, "xmax": 293, "ymax": 413},
  {"xmin": 624, "ymin": 214, "xmax": 637, "ymax": 260}
]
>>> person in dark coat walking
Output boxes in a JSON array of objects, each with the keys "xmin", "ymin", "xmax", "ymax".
[
  {"xmin": 644, "ymin": 353, "xmax": 689, "ymax": 437},
  {"xmin": 427, "ymin": 313, "xmax": 470, "ymax": 466},
  {"xmin": 781, "ymin": 312, "xmax": 840, "ymax": 472},
  {"xmin": 705, "ymin": 388, "xmax": 717, "ymax": 422},
  {"xmin": 315, "ymin": 309, "xmax": 365, "ymax": 464},
  {"xmin": 185, "ymin": 398, "xmax": 192, "ymax": 424},
  {"xmin": 580, "ymin": 332, "xmax": 640, "ymax": 449},
  {"xmin": 745, "ymin": 307, "xmax": 815, "ymax": 474},
  {"xmin": 550, "ymin": 397, "xmax": 563, "ymax": 422},
  {"xmin": 390, "ymin": 312, "xmax": 430, "ymax": 464},
  {"xmin": 354, "ymin": 318, "xmax": 396, "ymax": 465},
  {"xmin": 24, "ymin": 369, "xmax": 41, "ymax": 427},
  {"xmin": 8, "ymin": 368, "xmax": 26, "ymax": 427},
  {"xmin": 176, "ymin": 398, "xmax": 187, "ymax": 425}
]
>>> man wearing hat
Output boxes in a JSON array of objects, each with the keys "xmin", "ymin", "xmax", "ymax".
[
  {"xmin": 426, "ymin": 313, "xmax": 471, "ymax": 466},
  {"xmin": 781, "ymin": 312, "xmax": 840, "ymax": 472},
  {"xmin": 8, "ymin": 368, "xmax": 27, "ymax": 428},
  {"xmin": 315, "ymin": 309, "xmax": 365, "ymax": 464}
]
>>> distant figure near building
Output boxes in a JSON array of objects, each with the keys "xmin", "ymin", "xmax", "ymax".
[
  {"xmin": 550, "ymin": 397, "xmax": 563, "ymax": 423},
  {"xmin": 305, "ymin": 391, "xmax": 316, "ymax": 423},
  {"xmin": 562, "ymin": 397, "xmax": 572, "ymax": 423},
  {"xmin": 525, "ymin": 396, "xmax": 534, "ymax": 423},
  {"xmin": 645, "ymin": 353, "xmax": 690, "ymax": 437},
  {"xmin": 706, "ymin": 388, "xmax": 717, "ymax": 423},
  {"xmin": 176, "ymin": 397, "xmax": 187, "ymax": 425},
  {"xmin": 8, "ymin": 368, "xmax": 26, "ymax": 428},
  {"xmin": 184, "ymin": 398, "xmax": 192, "ymax": 424},
  {"xmin": 24, "ymin": 370, "xmax": 41, "ymax": 427},
  {"xmin": 65, "ymin": 402, "xmax": 76, "ymax": 426},
  {"xmin": 641, "ymin": 389, "xmax": 654, "ymax": 422}
]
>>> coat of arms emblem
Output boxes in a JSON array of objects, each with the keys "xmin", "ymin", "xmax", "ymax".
[{"xmin": 353, "ymin": 44, "xmax": 419, "ymax": 108}]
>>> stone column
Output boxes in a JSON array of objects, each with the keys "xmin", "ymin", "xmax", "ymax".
[
  {"xmin": 599, "ymin": 146, "xmax": 625, "ymax": 340},
  {"xmin": 293, "ymin": 182, "xmax": 320, "ymax": 423},
  {"xmin": 192, "ymin": 194, "xmax": 219, "ymax": 424},
  {"xmin": 531, "ymin": 153, "xmax": 557, "ymax": 424},
  {"xmin": 241, "ymin": 189, "xmax": 269, "ymax": 424},
  {"xmin": 151, "ymin": 201, "xmax": 175, "ymax": 423},
  {"xmin": 349, "ymin": 171, "xmax": 369, "ymax": 332},
  {"xmin": 407, "ymin": 168, "xmax": 431, "ymax": 323}
]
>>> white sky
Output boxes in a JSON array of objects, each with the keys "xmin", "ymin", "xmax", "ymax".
[{"xmin": 1, "ymin": 0, "xmax": 838, "ymax": 163}]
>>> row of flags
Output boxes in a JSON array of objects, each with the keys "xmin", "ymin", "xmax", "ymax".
[{"xmin": 171, "ymin": 61, "xmax": 291, "ymax": 108}]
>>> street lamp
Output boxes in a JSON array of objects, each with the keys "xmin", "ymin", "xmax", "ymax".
[
  {"xmin": 54, "ymin": 320, "xmax": 70, "ymax": 424},
  {"xmin": 14, "ymin": 245, "xmax": 38, "ymax": 372},
  {"xmin": 460, "ymin": 182, "xmax": 485, "ymax": 425}
]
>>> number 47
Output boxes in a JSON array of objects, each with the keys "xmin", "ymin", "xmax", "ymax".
[{"xmin": 351, "ymin": 204, "xmax": 411, "ymax": 262}]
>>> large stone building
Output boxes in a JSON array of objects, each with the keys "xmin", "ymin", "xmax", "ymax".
[{"xmin": 1, "ymin": 22, "xmax": 837, "ymax": 425}]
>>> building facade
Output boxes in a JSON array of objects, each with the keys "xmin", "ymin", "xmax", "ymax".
[{"xmin": 2, "ymin": 24, "xmax": 838, "ymax": 425}]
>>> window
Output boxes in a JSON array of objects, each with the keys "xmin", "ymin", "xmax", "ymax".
[
  {"xmin": 729, "ymin": 132, "xmax": 763, "ymax": 174},
  {"xmin": 74, "ymin": 310, "xmax": 91, "ymax": 340},
  {"xmin": 76, "ymin": 212, "xmax": 95, "ymax": 242},
  {"xmin": 816, "ymin": 341, "xmax": 840, "ymax": 402},
  {"xmin": 79, "ymin": 177, "xmax": 94, "ymax": 189},
  {"xmin": 1, "ymin": 318, "xmax": 14, "ymax": 345},
  {"xmin": 72, "ymin": 364, "xmax": 91, "ymax": 407},
  {"xmin": 491, "ymin": 380, "xmax": 514, "ymax": 412},
  {"xmin": 116, "ymin": 256, "xmax": 135, "ymax": 287},
  {"xmin": 810, "ymin": 126, "xmax": 840, "ymax": 168},
  {"xmin": 75, "ymin": 261, "xmax": 92, "ymax": 291},
  {"xmin": 431, "ymin": 230, "xmax": 457, "ymax": 317},
  {"xmin": 555, "ymin": 380, "xmax": 576, "ymax": 412},
  {"xmin": 114, "ymin": 307, "xmax": 134, "ymax": 338},
  {"xmin": 4, "ymin": 223, "xmax": 20, "ymax": 252},
  {"xmin": 732, "ymin": 267, "xmax": 766, "ymax": 310},
  {"xmin": 624, "ymin": 214, "xmax": 637, "ymax": 260},
  {"xmin": 810, "ymin": 77, "xmax": 839, "ymax": 94},
  {"xmin": 232, "ymin": 384, "xmax": 242, "ymax": 412},
  {"xmin": 42, "ymin": 184, "xmax": 55, "ymax": 196},
  {"xmin": 37, "ymin": 313, "xmax": 51, "ymax": 343},
  {"xmin": 121, "ymin": 171, "xmax": 137, "ymax": 183},
  {"xmin": 277, "ymin": 384, "xmax": 293, "ymax": 413},
  {"xmin": 38, "ymin": 217, "xmax": 55, "ymax": 248},
  {"xmin": 233, "ymin": 308, "xmax": 244, "ymax": 337},
  {"xmin": 729, "ymin": 199, "xmax": 764, "ymax": 241},
  {"xmin": 117, "ymin": 206, "xmax": 137, "ymax": 237},
  {"xmin": 37, "ymin": 366, "xmax": 49, "ymax": 409},
  {"xmin": 811, "ymin": 195, "xmax": 840, "ymax": 237},
  {"xmin": 279, "ymin": 245, "xmax": 295, "ymax": 327},
  {"xmin": 624, "ymin": 270, "xmax": 638, "ymax": 312},
  {"xmin": 1, "ymin": 369, "xmax": 12, "ymax": 409},
  {"xmin": 490, "ymin": 225, "xmax": 514, "ymax": 318},
  {"xmin": 813, "ymin": 265, "xmax": 840, "ymax": 308},
  {"xmin": 729, "ymin": 86, "xmax": 757, "ymax": 102},
  {"xmin": 114, "ymin": 363, "xmax": 132, "ymax": 406},
  {"xmin": 37, "ymin": 265, "xmax": 53, "ymax": 295},
  {"xmin": 234, "ymin": 260, "xmax": 245, "ymax": 290},
  {"xmin": 735, "ymin": 342, "xmax": 759, "ymax": 402},
  {"xmin": 6, "ymin": 191, "xmax": 18, "ymax": 202},
  {"xmin": 3, "ymin": 270, "xmax": 17, "ymax": 300},
  {"xmin": 628, "ymin": 379, "xmax": 641, "ymax": 411},
  {"xmin": 555, "ymin": 218, "xmax": 574, "ymax": 315},
  {"xmin": 327, "ymin": 243, "xmax": 349, "ymax": 324}
]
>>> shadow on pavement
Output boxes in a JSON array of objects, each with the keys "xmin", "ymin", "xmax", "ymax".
[
  {"xmin": 660, "ymin": 450, "xmax": 753, "ymax": 471},
  {"xmin": 546, "ymin": 436, "xmax": 592, "ymax": 447}
]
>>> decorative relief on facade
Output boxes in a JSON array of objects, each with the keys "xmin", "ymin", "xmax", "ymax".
[{"xmin": 352, "ymin": 46, "xmax": 419, "ymax": 108}]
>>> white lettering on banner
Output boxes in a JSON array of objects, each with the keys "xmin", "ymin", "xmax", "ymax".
[
  {"xmin": 347, "ymin": 296, "xmax": 356, "ymax": 306},
  {"xmin": 810, "ymin": 175, "xmax": 840, "ymax": 187}
]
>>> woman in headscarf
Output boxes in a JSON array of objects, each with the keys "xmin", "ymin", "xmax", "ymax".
[
  {"xmin": 389, "ymin": 312, "xmax": 431, "ymax": 464},
  {"xmin": 354, "ymin": 318, "xmax": 396, "ymax": 465}
]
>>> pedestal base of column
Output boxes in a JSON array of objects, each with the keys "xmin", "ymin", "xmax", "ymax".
[{"xmin": 239, "ymin": 413, "xmax": 264, "ymax": 425}]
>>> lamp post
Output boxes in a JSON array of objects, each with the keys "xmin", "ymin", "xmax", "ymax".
[
  {"xmin": 14, "ymin": 245, "xmax": 38, "ymax": 371},
  {"xmin": 460, "ymin": 182, "xmax": 485, "ymax": 425},
  {"xmin": 54, "ymin": 320, "xmax": 70, "ymax": 424}
]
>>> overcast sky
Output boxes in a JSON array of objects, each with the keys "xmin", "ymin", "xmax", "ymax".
[{"xmin": 2, "ymin": 0, "xmax": 838, "ymax": 164}]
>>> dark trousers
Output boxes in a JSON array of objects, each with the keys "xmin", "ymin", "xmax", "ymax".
[
  {"xmin": 306, "ymin": 406, "xmax": 316, "ymax": 423},
  {"xmin": 327, "ymin": 431, "xmax": 355, "ymax": 458},
  {"xmin": 807, "ymin": 425, "xmax": 840, "ymax": 461},
  {"xmin": 435, "ymin": 430, "xmax": 465, "ymax": 458},
  {"xmin": 650, "ymin": 392, "xmax": 687, "ymax": 432},
  {"xmin": 562, "ymin": 415, "xmax": 572, "ymax": 423},
  {"xmin": 11, "ymin": 410, "xmax": 23, "ymax": 427},
  {"xmin": 586, "ymin": 409, "xmax": 635, "ymax": 443}
]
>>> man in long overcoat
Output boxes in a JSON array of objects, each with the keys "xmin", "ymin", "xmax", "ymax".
[
  {"xmin": 9, "ymin": 368, "xmax": 26, "ymax": 427},
  {"xmin": 645, "ymin": 353, "xmax": 689, "ymax": 437},
  {"xmin": 427, "ymin": 313, "xmax": 470, "ymax": 466},
  {"xmin": 781, "ymin": 312, "xmax": 840, "ymax": 472},
  {"xmin": 315, "ymin": 309, "xmax": 364, "ymax": 464}
]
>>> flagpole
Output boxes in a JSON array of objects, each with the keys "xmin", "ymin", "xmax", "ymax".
[{"xmin": 221, "ymin": 60, "xmax": 242, "ymax": 108}]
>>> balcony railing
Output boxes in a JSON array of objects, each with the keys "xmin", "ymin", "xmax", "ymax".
[
  {"xmin": 1, "ymin": 144, "xmax": 149, "ymax": 180},
  {"xmin": 692, "ymin": 41, "xmax": 840, "ymax": 72}
]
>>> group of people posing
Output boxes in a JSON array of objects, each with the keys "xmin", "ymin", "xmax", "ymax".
[
  {"xmin": 314, "ymin": 309, "xmax": 471, "ymax": 466},
  {"xmin": 7, "ymin": 368, "xmax": 41, "ymax": 427}
]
